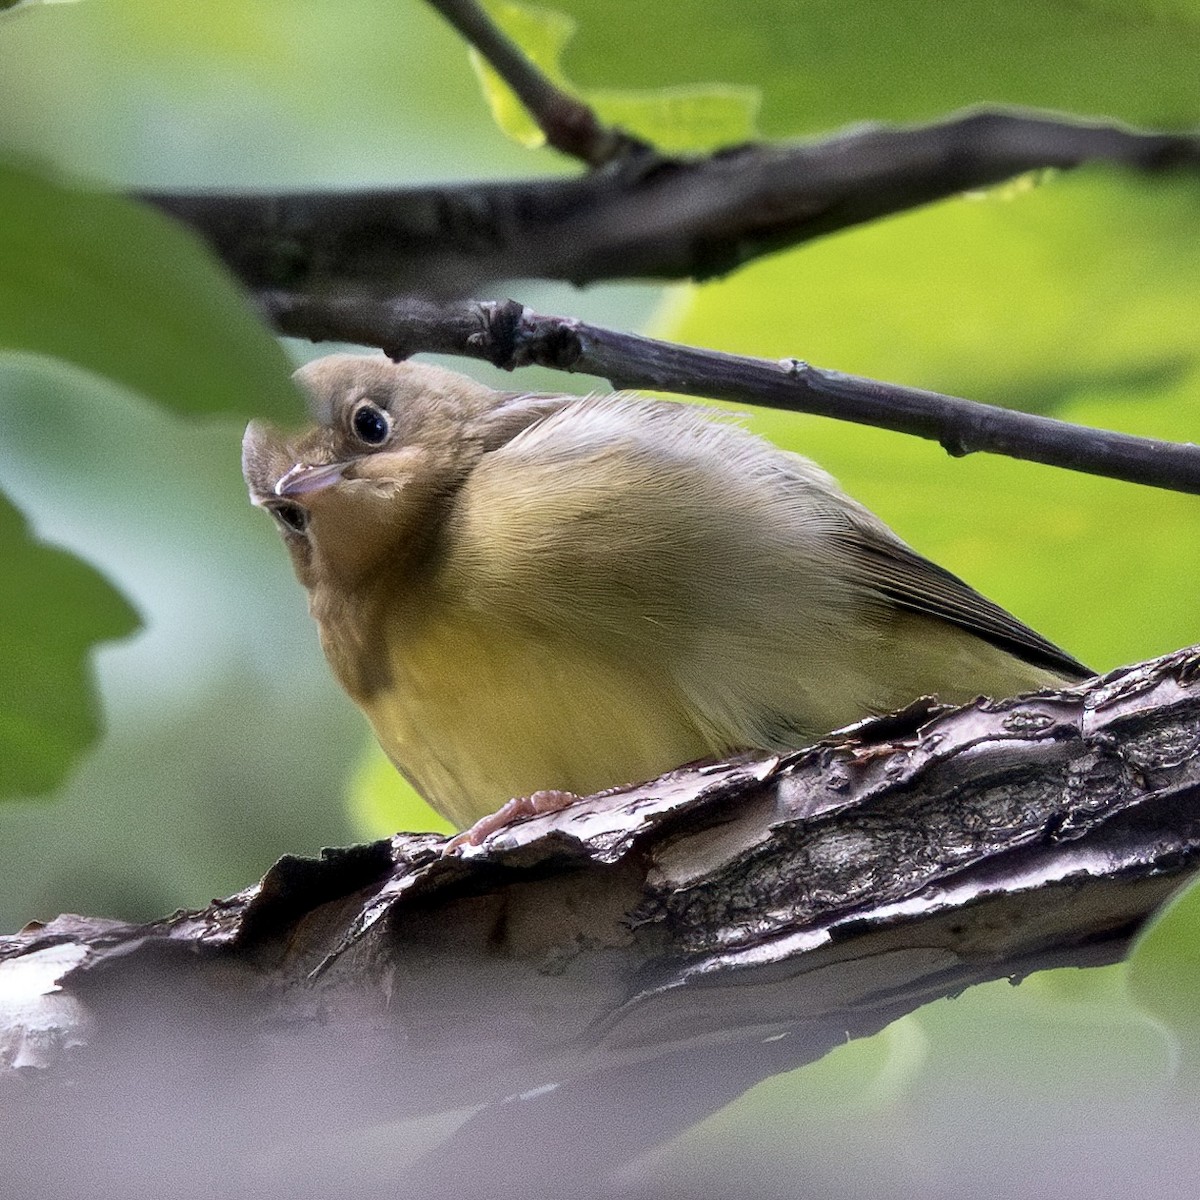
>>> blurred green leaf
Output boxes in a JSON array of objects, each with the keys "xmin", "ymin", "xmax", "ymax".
[
  {"xmin": 0, "ymin": 1, "xmax": 540, "ymax": 193},
  {"xmin": 0, "ymin": 490, "xmax": 139, "ymax": 797},
  {"xmin": 588, "ymin": 84, "xmax": 760, "ymax": 151},
  {"xmin": 551, "ymin": 0, "xmax": 1200, "ymax": 136},
  {"xmin": 1126, "ymin": 873, "xmax": 1200, "ymax": 1061},
  {"xmin": 1, "ymin": 0, "xmax": 82, "ymax": 12},
  {"xmin": 346, "ymin": 739, "xmax": 455, "ymax": 840},
  {"xmin": 0, "ymin": 159, "xmax": 300, "ymax": 420},
  {"xmin": 671, "ymin": 170, "xmax": 1200, "ymax": 408},
  {"xmin": 471, "ymin": 1, "xmax": 577, "ymax": 148},
  {"xmin": 472, "ymin": 0, "xmax": 760, "ymax": 152}
]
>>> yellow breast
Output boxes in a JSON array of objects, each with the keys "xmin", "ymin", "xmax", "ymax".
[{"xmin": 356, "ymin": 602, "xmax": 718, "ymax": 830}]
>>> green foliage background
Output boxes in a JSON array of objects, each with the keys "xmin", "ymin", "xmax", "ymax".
[{"xmin": 2, "ymin": 0, "xmax": 1199, "ymax": 1189}]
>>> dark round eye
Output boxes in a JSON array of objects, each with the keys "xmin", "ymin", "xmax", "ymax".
[
  {"xmin": 270, "ymin": 502, "xmax": 308, "ymax": 534},
  {"xmin": 351, "ymin": 402, "xmax": 391, "ymax": 446}
]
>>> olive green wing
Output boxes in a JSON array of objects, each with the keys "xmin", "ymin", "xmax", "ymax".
[{"xmin": 832, "ymin": 525, "xmax": 1093, "ymax": 681}]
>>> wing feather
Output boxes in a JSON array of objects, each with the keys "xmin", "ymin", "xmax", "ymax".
[{"xmin": 833, "ymin": 526, "xmax": 1092, "ymax": 681}]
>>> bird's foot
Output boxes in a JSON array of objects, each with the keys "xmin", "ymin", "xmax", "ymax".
[{"xmin": 443, "ymin": 789, "xmax": 580, "ymax": 854}]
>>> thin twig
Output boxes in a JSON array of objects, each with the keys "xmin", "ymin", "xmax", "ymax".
[
  {"xmin": 423, "ymin": 0, "xmax": 640, "ymax": 166},
  {"xmin": 144, "ymin": 109, "xmax": 1200, "ymax": 297},
  {"xmin": 262, "ymin": 292, "xmax": 1200, "ymax": 495}
]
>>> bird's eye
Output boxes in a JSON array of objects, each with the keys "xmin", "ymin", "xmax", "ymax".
[
  {"xmin": 351, "ymin": 402, "xmax": 391, "ymax": 446},
  {"xmin": 270, "ymin": 501, "xmax": 309, "ymax": 534}
]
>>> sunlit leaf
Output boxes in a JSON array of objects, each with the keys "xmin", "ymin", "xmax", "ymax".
[
  {"xmin": 672, "ymin": 170, "xmax": 1200, "ymax": 409},
  {"xmin": 472, "ymin": 0, "xmax": 760, "ymax": 151},
  {"xmin": 346, "ymin": 739, "xmax": 455, "ymax": 840},
  {"xmin": 552, "ymin": 0, "xmax": 1200, "ymax": 136},
  {"xmin": 0, "ymin": 159, "xmax": 300, "ymax": 420},
  {"xmin": 471, "ymin": 1, "xmax": 577, "ymax": 147},
  {"xmin": 589, "ymin": 85, "xmax": 759, "ymax": 152},
  {"xmin": 0, "ymin": 490, "xmax": 139, "ymax": 797}
]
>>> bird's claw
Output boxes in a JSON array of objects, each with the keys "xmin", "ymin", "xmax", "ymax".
[{"xmin": 442, "ymin": 789, "xmax": 580, "ymax": 855}]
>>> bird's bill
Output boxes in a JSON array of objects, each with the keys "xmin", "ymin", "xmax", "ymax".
[{"xmin": 274, "ymin": 461, "xmax": 348, "ymax": 498}]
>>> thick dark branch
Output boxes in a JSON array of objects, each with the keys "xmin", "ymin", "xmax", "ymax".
[
  {"xmin": 1, "ymin": 646, "xmax": 1198, "ymax": 1199},
  {"xmin": 424, "ymin": 0, "xmax": 640, "ymax": 166},
  {"xmin": 264, "ymin": 293, "xmax": 1200, "ymax": 495},
  {"xmin": 143, "ymin": 109, "xmax": 1200, "ymax": 297}
]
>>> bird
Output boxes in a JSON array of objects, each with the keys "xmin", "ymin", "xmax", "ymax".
[{"xmin": 242, "ymin": 353, "xmax": 1091, "ymax": 842}]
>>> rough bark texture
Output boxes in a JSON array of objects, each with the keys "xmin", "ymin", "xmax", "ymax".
[{"xmin": 1, "ymin": 646, "xmax": 1197, "ymax": 1199}]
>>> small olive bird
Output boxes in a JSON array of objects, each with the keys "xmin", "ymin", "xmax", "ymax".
[{"xmin": 243, "ymin": 354, "xmax": 1090, "ymax": 839}]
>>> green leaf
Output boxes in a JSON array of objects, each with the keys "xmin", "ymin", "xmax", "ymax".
[
  {"xmin": 0, "ymin": 0, "xmax": 542, "ymax": 188},
  {"xmin": 589, "ymin": 85, "xmax": 759, "ymax": 153},
  {"xmin": 671, "ymin": 170, "xmax": 1200, "ymax": 408},
  {"xmin": 1, "ymin": 0, "xmax": 82, "ymax": 12},
  {"xmin": 345, "ymin": 739, "xmax": 455, "ymax": 840},
  {"xmin": 0, "ymin": 490, "xmax": 139, "ymax": 797},
  {"xmin": 0, "ymin": 158, "xmax": 300, "ymax": 420},
  {"xmin": 471, "ymin": 0, "xmax": 760, "ymax": 152},
  {"xmin": 470, "ymin": 2, "xmax": 577, "ymax": 148},
  {"xmin": 1126, "ymin": 874, "xmax": 1200, "ymax": 1071},
  {"xmin": 551, "ymin": 0, "xmax": 1200, "ymax": 137}
]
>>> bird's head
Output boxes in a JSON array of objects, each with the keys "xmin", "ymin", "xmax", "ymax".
[{"xmin": 242, "ymin": 354, "xmax": 519, "ymax": 593}]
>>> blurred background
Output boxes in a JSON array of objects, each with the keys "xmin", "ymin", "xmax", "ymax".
[{"xmin": 2, "ymin": 0, "xmax": 1199, "ymax": 1194}]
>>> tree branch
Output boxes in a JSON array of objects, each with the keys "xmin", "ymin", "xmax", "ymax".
[
  {"xmin": 2, "ymin": 646, "xmax": 1198, "ymax": 1198},
  {"xmin": 423, "ymin": 0, "xmax": 641, "ymax": 166},
  {"xmin": 262, "ymin": 293, "xmax": 1200, "ymax": 495},
  {"xmin": 142, "ymin": 109, "xmax": 1200, "ymax": 298}
]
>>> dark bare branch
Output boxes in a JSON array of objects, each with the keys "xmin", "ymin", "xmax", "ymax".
[
  {"xmin": 143, "ymin": 109, "xmax": 1200, "ymax": 298},
  {"xmin": 2, "ymin": 646, "xmax": 1198, "ymax": 1198},
  {"xmin": 261, "ymin": 292, "xmax": 1200, "ymax": 495},
  {"xmin": 424, "ymin": 0, "xmax": 641, "ymax": 166}
]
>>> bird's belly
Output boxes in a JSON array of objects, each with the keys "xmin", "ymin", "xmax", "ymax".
[{"xmin": 358, "ymin": 614, "xmax": 716, "ymax": 830}]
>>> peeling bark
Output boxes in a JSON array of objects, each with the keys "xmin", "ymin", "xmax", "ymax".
[{"xmin": 1, "ymin": 646, "xmax": 1197, "ymax": 1198}]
